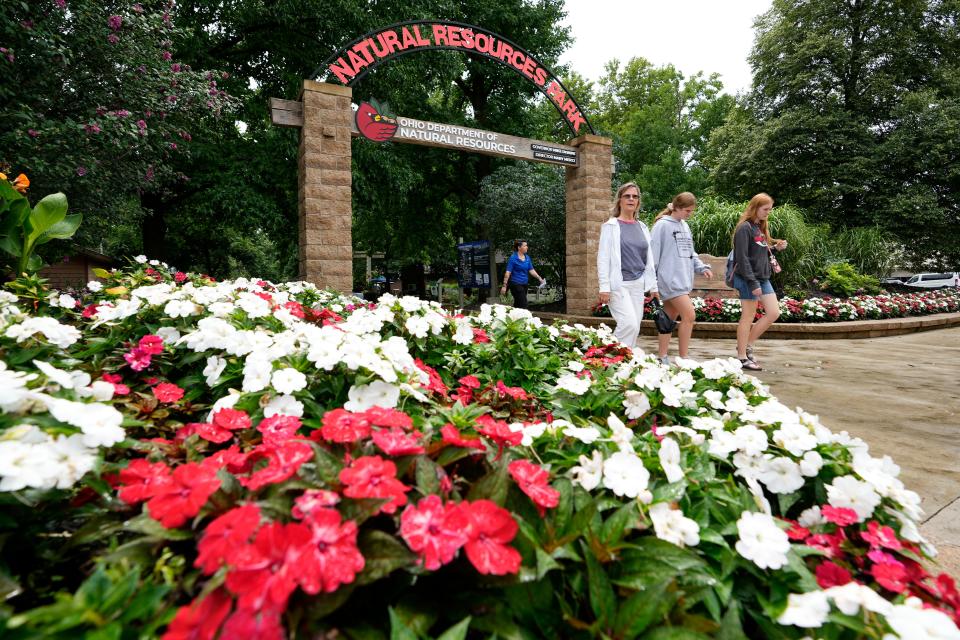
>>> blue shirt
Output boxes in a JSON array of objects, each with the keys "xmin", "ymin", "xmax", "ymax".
[{"xmin": 506, "ymin": 252, "xmax": 534, "ymax": 285}]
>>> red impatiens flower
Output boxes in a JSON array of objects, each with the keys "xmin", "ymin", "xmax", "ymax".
[
  {"xmin": 371, "ymin": 428, "xmax": 425, "ymax": 456},
  {"xmin": 363, "ymin": 406, "xmax": 413, "ymax": 430},
  {"xmin": 196, "ymin": 504, "xmax": 262, "ymax": 574},
  {"xmin": 415, "ymin": 359, "xmax": 448, "ymax": 397},
  {"xmin": 153, "ymin": 382, "xmax": 185, "ymax": 403},
  {"xmin": 463, "ymin": 500, "xmax": 522, "ymax": 576},
  {"xmin": 339, "ymin": 455, "xmax": 409, "ymax": 515},
  {"xmin": 805, "ymin": 529, "xmax": 847, "ymax": 558},
  {"xmin": 496, "ymin": 380, "xmax": 528, "ymax": 401},
  {"xmin": 292, "ymin": 489, "xmax": 340, "ymax": 520},
  {"xmin": 475, "ymin": 414, "xmax": 522, "ymax": 453},
  {"xmin": 861, "ymin": 520, "xmax": 903, "ymax": 550},
  {"xmin": 296, "ymin": 508, "xmax": 365, "ymax": 593},
  {"xmin": 400, "ymin": 495, "xmax": 471, "ymax": 570},
  {"xmin": 471, "ymin": 328, "xmax": 490, "ymax": 343},
  {"xmin": 138, "ymin": 334, "xmax": 164, "ymax": 355},
  {"xmin": 256, "ymin": 414, "xmax": 302, "ymax": 445},
  {"xmin": 238, "ymin": 440, "xmax": 314, "ymax": 491},
  {"xmin": 458, "ymin": 375, "xmax": 481, "ymax": 389},
  {"xmin": 81, "ymin": 303, "xmax": 100, "ymax": 319},
  {"xmin": 440, "ymin": 424, "xmax": 485, "ymax": 451},
  {"xmin": 188, "ymin": 407, "xmax": 252, "ymax": 444},
  {"xmin": 822, "ymin": 505, "xmax": 859, "ymax": 527},
  {"xmin": 174, "ymin": 271, "xmax": 188, "ymax": 283},
  {"xmin": 146, "ymin": 462, "xmax": 222, "ymax": 528},
  {"xmin": 320, "ymin": 408, "xmax": 371, "ymax": 443},
  {"xmin": 782, "ymin": 518, "xmax": 811, "ymax": 541},
  {"xmin": 101, "ymin": 372, "xmax": 130, "ymax": 395},
  {"xmin": 816, "ymin": 560, "xmax": 853, "ymax": 588},
  {"xmin": 226, "ymin": 522, "xmax": 320, "ymax": 612},
  {"xmin": 220, "ymin": 608, "xmax": 284, "ymax": 640},
  {"xmin": 161, "ymin": 588, "xmax": 232, "ymax": 640},
  {"xmin": 508, "ymin": 460, "xmax": 560, "ymax": 516},
  {"xmin": 872, "ymin": 560, "xmax": 909, "ymax": 593},
  {"xmin": 118, "ymin": 458, "xmax": 172, "ymax": 504}
]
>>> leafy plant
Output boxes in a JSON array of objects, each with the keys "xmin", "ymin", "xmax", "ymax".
[
  {"xmin": 0, "ymin": 174, "xmax": 80, "ymax": 276},
  {"xmin": 818, "ymin": 262, "xmax": 881, "ymax": 297}
]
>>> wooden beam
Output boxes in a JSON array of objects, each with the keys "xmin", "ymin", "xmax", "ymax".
[{"xmin": 270, "ymin": 98, "xmax": 303, "ymax": 128}]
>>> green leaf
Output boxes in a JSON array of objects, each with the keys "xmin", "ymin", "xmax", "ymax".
[
  {"xmin": 583, "ymin": 542, "xmax": 616, "ymax": 627},
  {"xmin": 715, "ymin": 599, "xmax": 745, "ymax": 640},
  {"xmin": 356, "ymin": 530, "xmax": 415, "ymax": 585},
  {"xmin": 601, "ymin": 502, "xmax": 638, "ymax": 544},
  {"xmin": 436, "ymin": 616, "xmax": 472, "ymax": 640},
  {"xmin": 466, "ymin": 457, "xmax": 510, "ymax": 504},
  {"xmin": 26, "ymin": 192, "xmax": 67, "ymax": 246},
  {"xmin": 389, "ymin": 607, "xmax": 420, "ymax": 640},
  {"xmin": 36, "ymin": 213, "xmax": 81, "ymax": 244},
  {"xmin": 121, "ymin": 513, "xmax": 195, "ymax": 540},
  {"xmin": 640, "ymin": 628, "xmax": 712, "ymax": 640},
  {"xmin": 614, "ymin": 580, "xmax": 676, "ymax": 638},
  {"xmin": 414, "ymin": 455, "xmax": 441, "ymax": 495},
  {"xmin": 0, "ymin": 234, "xmax": 21, "ymax": 257}
]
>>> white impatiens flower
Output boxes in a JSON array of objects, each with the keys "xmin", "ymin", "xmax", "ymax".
[
  {"xmin": 799, "ymin": 451, "xmax": 824, "ymax": 477},
  {"xmin": 826, "ymin": 475, "xmax": 881, "ymax": 522},
  {"xmin": 134, "ymin": 254, "xmax": 148, "ymax": 263},
  {"xmin": 508, "ymin": 421, "xmax": 547, "ymax": 447},
  {"xmin": 699, "ymin": 358, "xmax": 738, "ymax": 380},
  {"xmin": 772, "ymin": 422, "xmax": 818, "ymax": 456},
  {"xmin": 852, "ymin": 451, "xmax": 903, "ymax": 497},
  {"xmin": 758, "ymin": 456, "xmax": 805, "ymax": 494},
  {"xmin": 659, "ymin": 380, "xmax": 684, "ymax": 407},
  {"xmin": 732, "ymin": 452, "xmax": 767, "ymax": 480},
  {"xmin": 271, "ymin": 368, "xmax": 307, "ymax": 394},
  {"xmin": 164, "ymin": 299, "xmax": 200, "ymax": 318},
  {"xmin": 561, "ymin": 423, "xmax": 602, "ymax": 445},
  {"xmin": 798, "ymin": 505, "xmax": 826, "ymax": 528},
  {"xmin": 708, "ymin": 428, "xmax": 739, "ymax": 458},
  {"xmin": 5, "ymin": 316, "xmax": 81, "ymax": 348},
  {"xmin": 690, "ymin": 415, "xmax": 724, "ymax": 432},
  {"xmin": 263, "ymin": 394, "xmax": 304, "ymax": 418},
  {"xmin": 648, "ymin": 503, "xmax": 700, "ymax": 547},
  {"xmin": 602, "ymin": 451, "xmax": 651, "ymax": 500},
  {"xmin": 566, "ymin": 361, "xmax": 584, "ymax": 372},
  {"xmin": 735, "ymin": 511, "xmax": 790, "ymax": 570},
  {"xmin": 607, "ymin": 413, "xmax": 635, "ymax": 452},
  {"xmin": 203, "ymin": 356, "xmax": 227, "ymax": 387},
  {"xmin": 733, "ymin": 424, "xmax": 768, "ymax": 456},
  {"xmin": 43, "ymin": 398, "xmax": 125, "ymax": 447},
  {"xmin": 702, "ymin": 389, "xmax": 726, "ymax": 410},
  {"xmin": 777, "ymin": 591, "xmax": 830, "ymax": 628},
  {"xmin": 622, "ymin": 389, "xmax": 651, "ymax": 419},
  {"xmin": 824, "ymin": 582, "xmax": 892, "ymax": 617},
  {"xmin": 556, "ymin": 373, "xmax": 591, "ymax": 395},
  {"xmin": 344, "ymin": 380, "xmax": 400, "ymax": 412},
  {"xmin": 241, "ymin": 356, "xmax": 273, "ymax": 393},
  {"xmin": 885, "ymin": 599, "xmax": 960, "ymax": 639},
  {"xmin": 86, "ymin": 280, "xmax": 103, "ymax": 292},
  {"xmin": 155, "ymin": 326, "xmax": 181, "ymax": 343},
  {"xmin": 658, "ymin": 437, "xmax": 684, "ymax": 484},
  {"xmin": 405, "ymin": 315, "xmax": 430, "ymax": 339},
  {"xmin": 570, "ymin": 450, "xmax": 604, "ymax": 491},
  {"xmin": 451, "ymin": 319, "xmax": 474, "ymax": 345}
]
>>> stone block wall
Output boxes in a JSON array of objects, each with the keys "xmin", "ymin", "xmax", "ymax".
[
  {"xmin": 565, "ymin": 135, "xmax": 613, "ymax": 316},
  {"xmin": 298, "ymin": 80, "xmax": 354, "ymax": 292}
]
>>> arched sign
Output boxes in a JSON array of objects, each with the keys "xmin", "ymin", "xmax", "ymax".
[{"xmin": 316, "ymin": 20, "xmax": 594, "ymax": 136}]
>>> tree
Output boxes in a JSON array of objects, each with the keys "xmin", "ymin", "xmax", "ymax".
[
  {"xmin": 0, "ymin": 0, "xmax": 234, "ymax": 257},
  {"xmin": 591, "ymin": 58, "xmax": 733, "ymax": 211},
  {"xmin": 706, "ymin": 0, "xmax": 960, "ymax": 268}
]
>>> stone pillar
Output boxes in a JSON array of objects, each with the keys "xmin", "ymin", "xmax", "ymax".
[
  {"xmin": 565, "ymin": 134, "xmax": 613, "ymax": 316},
  {"xmin": 298, "ymin": 80, "xmax": 353, "ymax": 292}
]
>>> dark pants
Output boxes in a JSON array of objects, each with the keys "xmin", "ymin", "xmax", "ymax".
[{"xmin": 508, "ymin": 282, "xmax": 528, "ymax": 309}]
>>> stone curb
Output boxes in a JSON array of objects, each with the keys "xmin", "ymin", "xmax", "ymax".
[{"xmin": 531, "ymin": 311, "xmax": 960, "ymax": 340}]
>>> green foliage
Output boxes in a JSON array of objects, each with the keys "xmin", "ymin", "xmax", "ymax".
[
  {"xmin": 705, "ymin": 0, "xmax": 960, "ymax": 269},
  {"xmin": 477, "ymin": 163, "xmax": 566, "ymax": 295},
  {"xmin": 818, "ymin": 262, "xmax": 881, "ymax": 297},
  {"xmin": 592, "ymin": 58, "xmax": 733, "ymax": 210},
  {"xmin": 0, "ymin": 177, "xmax": 80, "ymax": 277}
]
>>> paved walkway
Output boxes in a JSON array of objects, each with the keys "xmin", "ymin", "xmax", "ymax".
[{"xmin": 641, "ymin": 327, "xmax": 960, "ymax": 577}]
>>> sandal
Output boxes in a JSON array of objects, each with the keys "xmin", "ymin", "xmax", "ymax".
[
  {"xmin": 746, "ymin": 345, "xmax": 756, "ymax": 362},
  {"xmin": 740, "ymin": 358, "xmax": 762, "ymax": 371}
]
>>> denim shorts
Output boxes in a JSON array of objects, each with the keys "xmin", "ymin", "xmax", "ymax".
[{"xmin": 732, "ymin": 275, "xmax": 774, "ymax": 300}]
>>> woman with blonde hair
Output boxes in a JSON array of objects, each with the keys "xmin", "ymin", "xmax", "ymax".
[
  {"xmin": 650, "ymin": 192, "xmax": 713, "ymax": 364},
  {"xmin": 730, "ymin": 193, "xmax": 787, "ymax": 371},
  {"xmin": 597, "ymin": 182, "xmax": 659, "ymax": 348}
]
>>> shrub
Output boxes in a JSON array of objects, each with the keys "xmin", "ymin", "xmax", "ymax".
[{"xmin": 819, "ymin": 262, "xmax": 881, "ymax": 297}]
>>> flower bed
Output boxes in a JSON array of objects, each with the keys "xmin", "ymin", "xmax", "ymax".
[
  {"xmin": 1, "ymin": 260, "xmax": 958, "ymax": 639},
  {"xmin": 592, "ymin": 289, "xmax": 960, "ymax": 323}
]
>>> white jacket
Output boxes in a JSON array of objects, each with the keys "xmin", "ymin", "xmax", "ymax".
[{"xmin": 597, "ymin": 217, "xmax": 658, "ymax": 294}]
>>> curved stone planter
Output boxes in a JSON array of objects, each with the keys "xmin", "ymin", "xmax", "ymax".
[{"xmin": 532, "ymin": 311, "xmax": 960, "ymax": 340}]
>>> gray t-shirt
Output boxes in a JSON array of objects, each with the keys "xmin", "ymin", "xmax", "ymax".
[{"xmin": 618, "ymin": 220, "xmax": 648, "ymax": 281}]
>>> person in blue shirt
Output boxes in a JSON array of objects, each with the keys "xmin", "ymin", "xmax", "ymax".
[{"xmin": 500, "ymin": 240, "xmax": 545, "ymax": 309}]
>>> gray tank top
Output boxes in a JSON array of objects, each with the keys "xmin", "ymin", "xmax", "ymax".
[{"xmin": 618, "ymin": 220, "xmax": 648, "ymax": 281}]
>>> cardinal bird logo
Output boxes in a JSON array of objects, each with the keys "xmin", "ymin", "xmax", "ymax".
[{"xmin": 356, "ymin": 98, "xmax": 398, "ymax": 142}]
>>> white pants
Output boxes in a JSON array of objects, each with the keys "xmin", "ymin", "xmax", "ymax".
[{"xmin": 608, "ymin": 279, "xmax": 647, "ymax": 348}]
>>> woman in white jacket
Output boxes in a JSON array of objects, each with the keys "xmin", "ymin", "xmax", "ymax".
[{"xmin": 597, "ymin": 182, "xmax": 659, "ymax": 348}]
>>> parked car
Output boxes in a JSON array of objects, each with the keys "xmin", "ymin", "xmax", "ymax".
[
  {"xmin": 880, "ymin": 276, "xmax": 907, "ymax": 285},
  {"xmin": 902, "ymin": 272, "xmax": 960, "ymax": 289}
]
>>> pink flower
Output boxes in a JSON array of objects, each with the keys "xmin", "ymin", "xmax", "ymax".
[
  {"xmin": 508, "ymin": 460, "xmax": 560, "ymax": 515},
  {"xmin": 107, "ymin": 34, "xmax": 119, "ymax": 45},
  {"xmin": 339, "ymin": 456, "xmax": 409, "ymax": 515},
  {"xmin": 463, "ymin": 500, "xmax": 522, "ymax": 575},
  {"xmin": 137, "ymin": 119, "xmax": 147, "ymax": 134},
  {"xmin": 153, "ymin": 382, "xmax": 184, "ymax": 403},
  {"xmin": 76, "ymin": 166, "xmax": 88, "ymax": 176},
  {"xmin": 107, "ymin": 15, "xmax": 122, "ymax": 31},
  {"xmin": 84, "ymin": 123, "xmax": 101, "ymax": 134},
  {"xmin": 440, "ymin": 424, "xmax": 485, "ymax": 451},
  {"xmin": 292, "ymin": 490, "xmax": 340, "ymax": 520},
  {"xmin": 170, "ymin": 63, "xmax": 181, "ymax": 72},
  {"xmin": 138, "ymin": 334, "xmax": 164, "ymax": 355},
  {"xmin": 496, "ymin": 380, "xmax": 528, "ymax": 400},
  {"xmin": 162, "ymin": 51, "xmax": 172, "ymax": 61},
  {"xmin": 238, "ymin": 441, "xmax": 313, "ymax": 491},
  {"xmin": 146, "ymin": 462, "xmax": 222, "ymax": 528},
  {"xmin": 161, "ymin": 589, "xmax": 232, "ymax": 640},
  {"xmin": 256, "ymin": 414, "xmax": 301, "ymax": 446},
  {"xmin": 225, "ymin": 522, "xmax": 318, "ymax": 612},
  {"xmin": 871, "ymin": 560, "xmax": 908, "ymax": 593},
  {"xmin": 124, "ymin": 347, "xmax": 152, "ymax": 371},
  {"xmin": 371, "ymin": 428, "xmax": 425, "ymax": 456},
  {"xmin": 319, "ymin": 408, "xmax": 370, "ymax": 443},
  {"xmin": 117, "ymin": 458, "xmax": 172, "ymax": 504},
  {"xmin": 220, "ymin": 609, "xmax": 284, "ymax": 640},
  {"xmin": 400, "ymin": 496, "xmax": 471, "ymax": 570},
  {"xmin": 472, "ymin": 328, "xmax": 490, "ymax": 343},
  {"xmin": 27, "ymin": 129, "xmax": 39, "ymax": 138},
  {"xmin": 861, "ymin": 521, "xmax": 903, "ymax": 550},
  {"xmin": 363, "ymin": 406, "xmax": 413, "ymax": 429},
  {"xmin": 296, "ymin": 508, "xmax": 365, "ymax": 594},
  {"xmin": 174, "ymin": 271, "xmax": 187, "ymax": 282},
  {"xmin": 822, "ymin": 505, "xmax": 859, "ymax": 527},
  {"xmin": 55, "ymin": 0, "xmax": 66, "ymax": 8}
]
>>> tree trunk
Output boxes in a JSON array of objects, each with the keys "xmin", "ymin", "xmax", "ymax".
[{"xmin": 140, "ymin": 192, "xmax": 168, "ymax": 262}]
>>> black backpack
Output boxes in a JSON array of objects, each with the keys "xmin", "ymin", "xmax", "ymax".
[{"xmin": 724, "ymin": 250, "xmax": 736, "ymax": 288}]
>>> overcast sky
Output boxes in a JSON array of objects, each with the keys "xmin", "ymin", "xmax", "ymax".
[{"xmin": 559, "ymin": 0, "xmax": 773, "ymax": 95}]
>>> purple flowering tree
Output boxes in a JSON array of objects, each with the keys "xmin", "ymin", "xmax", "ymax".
[{"xmin": 0, "ymin": 0, "xmax": 235, "ymax": 249}]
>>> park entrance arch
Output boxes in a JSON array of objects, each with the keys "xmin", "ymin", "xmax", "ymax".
[{"xmin": 270, "ymin": 22, "xmax": 612, "ymax": 315}]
